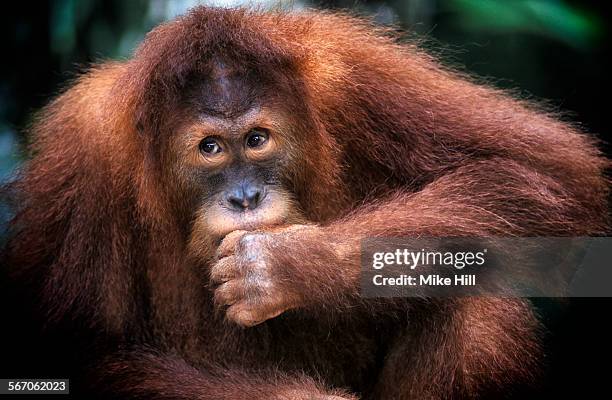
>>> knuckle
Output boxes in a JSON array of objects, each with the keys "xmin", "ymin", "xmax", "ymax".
[
  {"xmin": 238, "ymin": 232, "xmax": 266, "ymax": 250},
  {"xmin": 217, "ymin": 230, "xmax": 249, "ymax": 258},
  {"xmin": 226, "ymin": 304, "xmax": 263, "ymax": 327},
  {"xmin": 210, "ymin": 256, "xmax": 238, "ymax": 283},
  {"xmin": 214, "ymin": 280, "xmax": 243, "ymax": 306}
]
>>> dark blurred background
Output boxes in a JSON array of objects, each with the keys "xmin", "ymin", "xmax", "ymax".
[{"xmin": 1, "ymin": 0, "xmax": 610, "ymax": 398}]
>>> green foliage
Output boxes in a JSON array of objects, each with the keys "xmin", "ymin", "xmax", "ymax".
[{"xmin": 447, "ymin": 0, "xmax": 602, "ymax": 49}]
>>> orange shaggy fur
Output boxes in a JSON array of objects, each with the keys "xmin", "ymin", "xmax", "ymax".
[{"xmin": 2, "ymin": 7, "xmax": 609, "ymax": 400}]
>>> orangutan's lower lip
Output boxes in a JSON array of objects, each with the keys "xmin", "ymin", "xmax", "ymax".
[
  {"xmin": 204, "ymin": 207, "xmax": 288, "ymax": 238},
  {"xmin": 215, "ymin": 215, "xmax": 286, "ymax": 236}
]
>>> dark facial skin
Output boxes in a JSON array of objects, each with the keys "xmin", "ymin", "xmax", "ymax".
[
  {"xmin": 171, "ymin": 61, "xmax": 300, "ymax": 242},
  {"xmin": 198, "ymin": 125, "xmax": 279, "ymax": 212}
]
